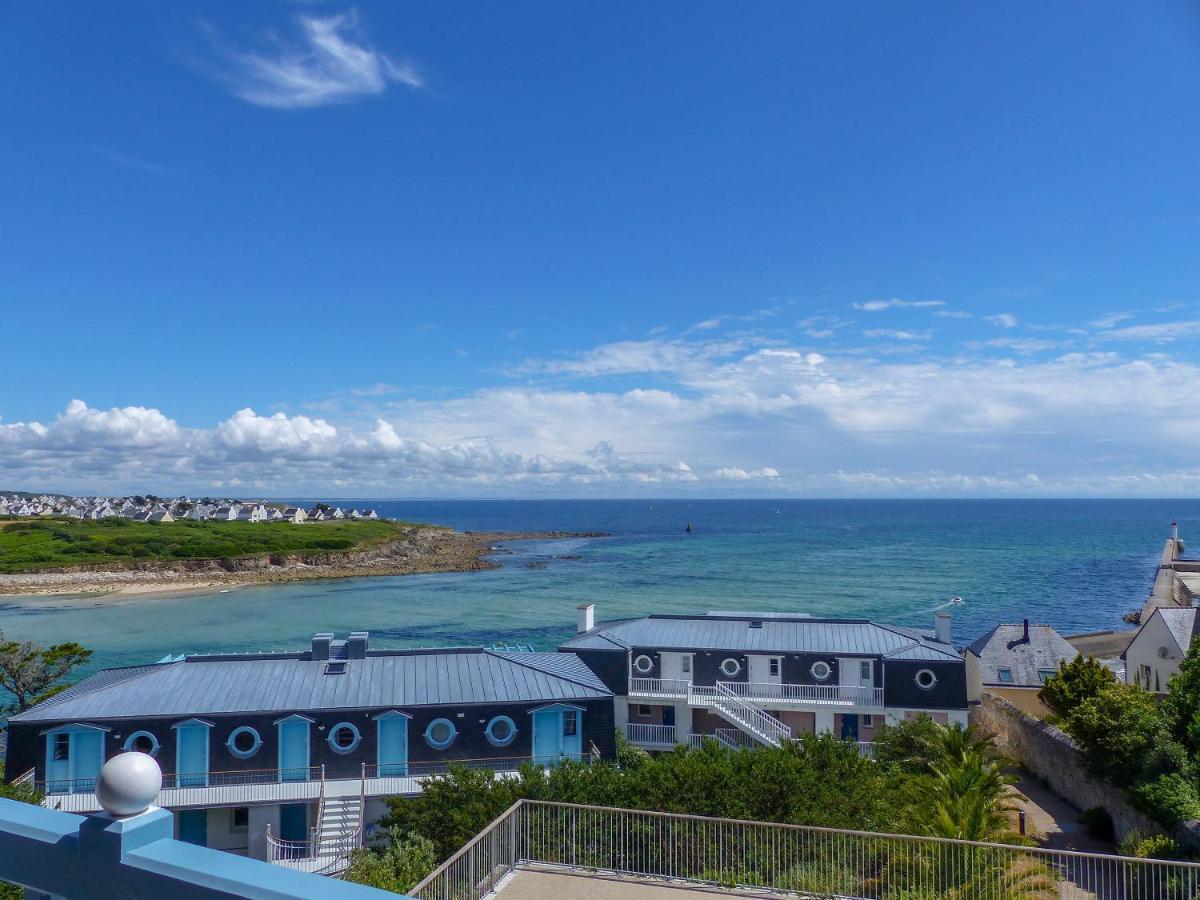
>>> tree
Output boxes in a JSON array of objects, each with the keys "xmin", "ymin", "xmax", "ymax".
[
  {"xmin": 898, "ymin": 724, "xmax": 1022, "ymax": 842},
  {"xmin": 1063, "ymin": 683, "xmax": 1162, "ymax": 787},
  {"xmin": 1038, "ymin": 655, "xmax": 1115, "ymax": 723},
  {"xmin": 345, "ymin": 827, "xmax": 436, "ymax": 893},
  {"xmin": 0, "ymin": 630, "xmax": 91, "ymax": 714},
  {"xmin": 1160, "ymin": 637, "xmax": 1200, "ymax": 753}
]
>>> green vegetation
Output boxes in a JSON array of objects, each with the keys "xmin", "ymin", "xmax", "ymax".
[
  {"xmin": 1039, "ymin": 643, "xmax": 1200, "ymax": 837},
  {"xmin": 0, "ymin": 762, "xmax": 43, "ymax": 900},
  {"xmin": 345, "ymin": 828, "xmax": 436, "ymax": 893},
  {"xmin": 351, "ymin": 720, "xmax": 1036, "ymax": 895},
  {"xmin": 0, "ymin": 517, "xmax": 425, "ymax": 573},
  {"xmin": 0, "ymin": 631, "xmax": 92, "ymax": 713}
]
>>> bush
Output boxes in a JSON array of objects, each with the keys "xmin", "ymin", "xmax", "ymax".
[
  {"xmin": 1079, "ymin": 806, "xmax": 1114, "ymax": 841},
  {"xmin": 1116, "ymin": 830, "xmax": 1183, "ymax": 860},
  {"xmin": 1063, "ymin": 683, "xmax": 1162, "ymax": 787},
  {"xmin": 345, "ymin": 827, "xmax": 436, "ymax": 892},
  {"xmin": 1038, "ymin": 655, "xmax": 1115, "ymax": 723},
  {"xmin": 1127, "ymin": 773, "xmax": 1200, "ymax": 826}
]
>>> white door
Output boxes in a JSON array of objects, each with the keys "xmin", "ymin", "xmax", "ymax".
[
  {"xmin": 660, "ymin": 652, "xmax": 693, "ymax": 685},
  {"xmin": 748, "ymin": 656, "xmax": 782, "ymax": 685},
  {"xmin": 838, "ymin": 658, "xmax": 873, "ymax": 700}
]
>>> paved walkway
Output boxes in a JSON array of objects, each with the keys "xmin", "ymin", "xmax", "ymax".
[
  {"xmin": 1010, "ymin": 773, "xmax": 1115, "ymax": 855},
  {"xmin": 496, "ymin": 869, "xmax": 772, "ymax": 899}
]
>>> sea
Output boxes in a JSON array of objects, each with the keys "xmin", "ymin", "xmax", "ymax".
[{"xmin": 1, "ymin": 499, "xmax": 1196, "ymax": 679}]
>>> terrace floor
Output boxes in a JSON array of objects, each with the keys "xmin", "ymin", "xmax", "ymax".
[{"xmin": 495, "ymin": 867, "xmax": 777, "ymax": 898}]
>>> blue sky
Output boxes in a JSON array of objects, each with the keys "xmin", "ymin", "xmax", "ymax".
[{"xmin": 2, "ymin": 2, "xmax": 1200, "ymax": 497}]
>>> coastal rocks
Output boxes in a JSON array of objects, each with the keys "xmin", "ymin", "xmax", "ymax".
[{"xmin": 0, "ymin": 529, "xmax": 608, "ymax": 596}]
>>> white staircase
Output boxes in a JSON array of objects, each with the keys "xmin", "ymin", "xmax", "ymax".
[
  {"xmin": 691, "ymin": 682, "xmax": 793, "ymax": 748},
  {"xmin": 314, "ymin": 796, "xmax": 362, "ymax": 858}
]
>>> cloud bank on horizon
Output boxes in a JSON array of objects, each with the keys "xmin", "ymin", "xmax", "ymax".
[{"xmin": 4, "ymin": 302, "xmax": 1200, "ymax": 498}]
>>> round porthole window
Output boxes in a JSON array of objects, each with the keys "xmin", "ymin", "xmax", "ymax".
[
  {"xmin": 633, "ymin": 654, "xmax": 654, "ymax": 674},
  {"xmin": 720, "ymin": 657, "xmax": 742, "ymax": 677},
  {"xmin": 915, "ymin": 669, "xmax": 938, "ymax": 690},
  {"xmin": 425, "ymin": 718, "xmax": 458, "ymax": 750},
  {"xmin": 227, "ymin": 726, "xmax": 262, "ymax": 759},
  {"xmin": 327, "ymin": 722, "xmax": 361, "ymax": 754},
  {"xmin": 810, "ymin": 661, "xmax": 832, "ymax": 681},
  {"xmin": 123, "ymin": 730, "xmax": 159, "ymax": 757},
  {"xmin": 485, "ymin": 716, "xmax": 517, "ymax": 748}
]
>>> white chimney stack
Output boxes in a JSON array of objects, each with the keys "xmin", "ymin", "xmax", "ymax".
[
  {"xmin": 934, "ymin": 610, "xmax": 952, "ymax": 645},
  {"xmin": 577, "ymin": 603, "xmax": 595, "ymax": 634}
]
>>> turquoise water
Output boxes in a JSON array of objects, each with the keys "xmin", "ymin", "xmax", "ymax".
[{"xmin": 1, "ymin": 499, "xmax": 1195, "ymax": 677}]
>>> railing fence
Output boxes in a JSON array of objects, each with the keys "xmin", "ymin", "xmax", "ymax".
[{"xmin": 412, "ymin": 799, "xmax": 1200, "ymax": 900}]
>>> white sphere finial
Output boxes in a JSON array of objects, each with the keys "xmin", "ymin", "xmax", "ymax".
[{"xmin": 96, "ymin": 752, "xmax": 162, "ymax": 817}]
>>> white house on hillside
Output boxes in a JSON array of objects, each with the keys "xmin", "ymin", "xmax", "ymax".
[{"xmin": 1124, "ymin": 607, "xmax": 1199, "ymax": 693}]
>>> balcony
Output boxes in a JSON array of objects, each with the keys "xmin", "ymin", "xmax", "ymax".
[
  {"xmin": 623, "ymin": 723, "xmax": 677, "ymax": 747},
  {"xmin": 628, "ymin": 677, "xmax": 885, "ymax": 708},
  {"xmin": 37, "ymin": 753, "xmax": 593, "ymax": 814}
]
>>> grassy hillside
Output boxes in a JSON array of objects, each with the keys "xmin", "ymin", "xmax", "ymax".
[{"xmin": 0, "ymin": 517, "xmax": 428, "ymax": 573}]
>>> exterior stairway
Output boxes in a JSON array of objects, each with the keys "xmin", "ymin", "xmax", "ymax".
[
  {"xmin": 699, "ymin": 683, "xmax": 792, "ymax": 748},
  {"xmin": 307, "ymin": 797, "xmax": 362, "ymax": 875}
]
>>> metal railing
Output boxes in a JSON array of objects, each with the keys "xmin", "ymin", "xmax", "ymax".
[
  {"xmin": 624, "ymin": 723, "xmax": 677, "ymax": 745},
  {"xmin": 715, "ymin": 679, "xmax": 886, "ymax": 707},
  {"xmin": 628, "ymin": 677, "xmax": 690, "ymax": 697},
  {"xmin": 13, "ymin": 767, "xmax": 37, "ymax": 789},
  {"xmin": 412, "ymin": 799, "xmax": 1200, "ymax": 900}
]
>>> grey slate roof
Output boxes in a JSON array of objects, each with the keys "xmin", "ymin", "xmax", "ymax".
[
  {"xmin": 561, "ymin": 613, "xmax": 961, "ymax": 661},
  {"xmin": 10, "ymin": 649, "xmax": 611, "ymax": 724},
  {"xmin": 965, "ymin": 624, "xmax": 1079, "ymax": 687},
  {"xmin": 1154, "ymin": 608, "xmax": 1200, "ymax": 655}
]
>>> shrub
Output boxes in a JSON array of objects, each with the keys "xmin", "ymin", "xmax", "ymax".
[
  {"xmin": 1127, "ymin": 773, "xmax": 1200, "ymax": 826},
  {"xmin": 345, "ymin": 827, "xmax": 436, "ymax": 892},
  {"xmin": 1079, "ymin": 806, "xmax": 1114, "ymax": 841},
  {"xmin": 1063, "ymin": 683, "xmax": 1162, "ymax": 787},
  {"xmin": 1116, "ymin": 830, "xmax": 1183, "ymax": 860},
  {"xmin": 1038, "ymin": 655, "xmax": 1115, "ymax": 723}
]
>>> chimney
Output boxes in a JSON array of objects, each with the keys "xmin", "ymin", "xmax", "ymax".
[
  {"xmin": 934, "ymin": 611, "xmax": 952, "ymax": 645},
  {"xmin": 1023, "ymin": 619, "xmax": 1030, "ymax": 643},
  {"xmin": 577, "ymin": 603, "xmax": 595, "ymax": 634},
  {"xmin": 347, "ymin": 631, "xmax": 369, "ymax": 660},
  {"xmin": 311, "ymin": 632, "xmax": 333, "ymax": 661}
]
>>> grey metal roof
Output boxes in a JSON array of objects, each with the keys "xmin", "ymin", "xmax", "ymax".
[
  {"xmin": 561, "ymin": 613, "xmax": 960, "ymax": 660},
  {"xmin": 965, "ymin": 624, "xmax": 1079, "ymax": 687},
  {"xmin": 1154, "ymin": 608, "xmax": 1200, "ymax": 655},
  {"xmin": 11, "ymin": 649, "xmax": 610, "ymax": 723}
]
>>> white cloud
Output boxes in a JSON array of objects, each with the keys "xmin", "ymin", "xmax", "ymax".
[
  {"xmin": 1094, "ymin": 320, "xmax": 1200, "ymax": 343},
  {"xmin": 1090, "ymin": 313, "xmax": 1132, "ymax": 329},
  {"xmin": 933, "ymin": 310, "xmax": 972, "ymax": 319},
  {"xmin": 985, "ymin": 313, "xmax": 1019, "ymax": 328},
  {"xmin": 853, "ymin": 299, "xmax": 945, "ymax": 311},
  {"xmin": 204, "ymin": 11, "xmax": 422, "ymax": 109},
  {"xmin": 863, "ymin": 329, "xmax": 931, "ymax": 341},
  {"xmin": 713, "ymin": 467, "xmax": 780, "ymax": 480}
]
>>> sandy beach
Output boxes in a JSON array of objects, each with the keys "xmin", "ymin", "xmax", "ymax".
[{"xmin": 0, "ymin": 529, "xmax": 606, "ymax": 597}]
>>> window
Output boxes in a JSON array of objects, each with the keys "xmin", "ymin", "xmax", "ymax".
[
  {"xmin": 633, "ymin": 654, "xmax": 654, "ymax": 674},
  {"xmin": 123, "ymin": 730, "xmax": 159, "ymax": 757},
  {"xmin": 227, "ymin": 726, "xmax": 262, "ymax": 759},
  {"xmin": 681, "ymin": 655, "xmax": 692, "ymax": 674},
  {"xmin": 769, "ymin": 658, "xmax": 781, "ymax": 677},
  {"xmin": 324, "ymin": 661, "xmax": 347, "ymax": 675},
  {"xmin": 1037, "ymin": 669, "xmax": 1056, "ymax": 684},
  {"xmin": 637, "ymin": 705, "xmax": 653, "ymax": 717},
  {"xmin": 562, "ymin": 710, "xmax": 578, "ymax": 737},
  {"xmin": 861, "ymin": 715, "xmax": 873, "ymax": 727},
  {"xmin": 720, "ymin": 657, "xmax": 742, "ymax": 677},
  {"xmin": 1139, "ymin": 664, "xmax": 1152, "ymax": 688},
  {"xmin": 231, "ymin": 808, "xmax": 249, "ymax": 832},
  {"xmin": 327, "ymin": 722, "xmax": 361, "ymax": 754},
  {"xmin": 425, "ymin": 718, "xmax": 458, "ymax": 750},
  {"xmin": 997, "ymin": 668, "xmax": 1014, "ymax": 683},
  {"xmin": 860, "ymin": 661, "xmax": 872, "ymax": 681},
  {"xmin": 485, "ymin": 716, "xmax": 517, "ymax": 748},
  {"xmin": 52, "ymin": 733, "xmax": 70, "ymax": 761},
  {"xmin": 810, "ymin": 661, "xmax": 831, "ymax": 681},
  {"xmin": 914, "ymin": 669, "xmax": 938, "ymax": 690}
]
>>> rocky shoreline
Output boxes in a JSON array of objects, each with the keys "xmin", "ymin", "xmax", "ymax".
[{"xmin": 0, "ymin": 528, "xmax": 607, "ymax": 597}]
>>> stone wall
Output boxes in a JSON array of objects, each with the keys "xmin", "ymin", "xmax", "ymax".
[{"xmin": 971, "ymin": 693, "xmax": 1160, "ymax": 842}]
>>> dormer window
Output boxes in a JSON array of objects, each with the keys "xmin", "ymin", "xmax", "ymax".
[{"xmin": 325, "ymin": 661, "xmax": 347, "ymax": 675}]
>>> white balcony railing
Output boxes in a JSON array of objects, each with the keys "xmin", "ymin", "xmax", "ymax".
[
  {"xmin": 624, "ymin": 723, "xmax": 677, "ymax": 746},
  {"xmin": 629, "ymin": 677, "xmax": 884, "ymax": 708}
]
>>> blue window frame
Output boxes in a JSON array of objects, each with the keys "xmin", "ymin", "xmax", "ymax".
[
  {"xmin": 424, "ymin": 718, "xmax": 458, "ymax": 750},
  {"xmin": 327, "ymin": 722, "xmax": 362, "ymax": 754},
  {"xmin": 226, "ymin": 726, "xmax": 262, "ymax": 759},
  {"xmin": 485, "ymin": 716, "xmax": 517, "ymax": 748},
  {"xmin": 122, "ymin": 730, "xmax": 160, "ymax": 757}
]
